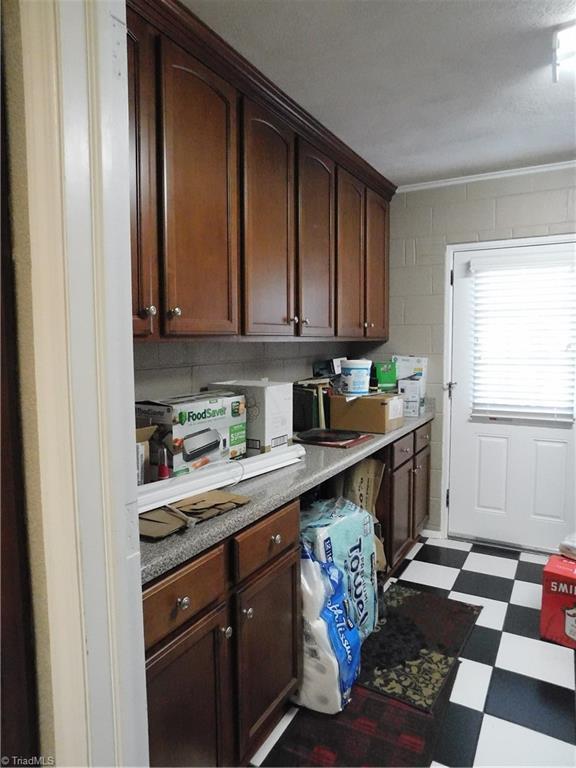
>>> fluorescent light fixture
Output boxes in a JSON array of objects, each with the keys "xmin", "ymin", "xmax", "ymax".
[{"xmin": 553, "ymin": 23, "xmax": 576, "ymax": 81}]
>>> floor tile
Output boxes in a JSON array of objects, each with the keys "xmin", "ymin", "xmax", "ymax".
[
  {"xmin": 463, "ymin": 551, "xmax": 518, "ymax": 580},
  {"xmin": 453, "ymin": 570, "xmax": 514, "ymax": 602},
  {"xmin": 414, "ymin": 544, "xmax": 469, "ymax": 569},
  {"xmin": 503, "ymin": 604, "xmax": 541, "ymax": 641},
  {"xmin": 426, "ymin": 537, "xmax": 473, "ymax": 552},
  {"xmin": 383, "ymin": 576, "xmax": 397, "ymax": 592},
  {"xmin": 449, "ymin": 591, "xmax": 508, "ymax": 631},
  {"xmin": 515, "ymin": 560, "xmax": 544, "ymax": 585},
  {"xmin": 450, "ymin": 658, "xmax": 493, "ymax": 712},
  {"xmin": 405, "ymin": 541, "xmax": 423, "ymax": 559},
  {"xmin": 460, "ymin": 625, "xmax": 502, "ymax": 666},
  {"xmin": 396, "ymin": 579, "xmax": 450, "ymax": 598},
  {"xmin": 474, "ymin": 714, "xmax": 576, "ymax": 766},
  {"xmin": 484, "ymin": 668, "xmax": 576, "ymax": 745},
  {"xmin": 495, "ymin": 632, "xmax": 575, "ymax": 690},
  {"xmin": 520, "ymin": 551, "xmax": 550, "ymax": 565},
  {"xmin": 470, "ymin": 542, "xmax": 521, "ymax": 560},
  {"xmin": 399, "ymin": 559, "xmax": 461, "ymax": 591},
  {"xmin": 510, "ymin": 580, "xmax": 542, "ymax": 610},
  {"xmin": 249, "ymin": 707, "xmax": 299, "ymax": 766},
  {"xmin": 391, "ymin": 557, "xmax": 411, "ymax": 578},
  {"xmin": 433, "ymin": 702, "xmax": 483, "ymax": 768}
]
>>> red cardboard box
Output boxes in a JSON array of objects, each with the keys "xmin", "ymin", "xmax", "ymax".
[{"xmin": 540, "ymin": 555, "xmax": 576, "ymax": 649}]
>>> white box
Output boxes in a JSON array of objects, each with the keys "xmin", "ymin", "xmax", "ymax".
[
  {"xmin": 211, "ymin": 379, "xmax": 293, "ymax": 456},
  {"xmin": 398, "ymin": 377, "xmax": 426, "ymax": 418},
  {"xmin": 392, "ymin": 355, "xmax": 428, "ymax": 396},
  {"xmin": 135, "ymin": 391, "xmax": 246, "ymax": 479}
]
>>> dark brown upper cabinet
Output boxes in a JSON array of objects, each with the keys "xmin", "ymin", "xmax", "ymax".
[
  {"xmin": 365, "ymin": 188, "xmax": 390, "ymax": 340},
  {"xmin": 297, "ymin": 140, "xmax": 336, "ymax": 337},
  {"xmin": 160, "ymin": 39, "xmax": 239, "ymax": 335},
  {"xmin": 336, "ymin": 168, "xmax": 365, "ymax": 338},
  {"xmin": 243, "ymin": 100, "xmax": 295, "ymax": 335},
  {"xmin": 127, "ymin": 9, "xmax": 159, "ymax": 337}
]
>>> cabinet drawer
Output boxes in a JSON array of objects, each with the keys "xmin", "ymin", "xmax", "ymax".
[
  {"xmin": 392, "ymin": 433, "xmax": 414, "ymax": 469},
  {"xmin": 233, "ymin": 500, "xmax": 300, "ymax": 582},
  {"xmin": 415, "ymin": 423, "xmax": 432, "ymax": 453},
  {"xmin": 143, "ymin": 544, "xmax": 227, "ymax": 650}
]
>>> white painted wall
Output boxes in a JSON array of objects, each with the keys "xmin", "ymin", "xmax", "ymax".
[{"xmin": 369, "ymin": 164, "xmax": 576, "ymax": 530}]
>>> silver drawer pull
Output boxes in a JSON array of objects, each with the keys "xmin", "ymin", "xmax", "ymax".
[
  {"xmin": 242, "ymin": 607, "xmax": 254, "ymax": 620},
  {"xmin": 424, "ymin": 434, "xmax": 430, "ymax": 440},
  {"xmin": 271, "ymin": 534, "xmax": 282, "ymax": 545},
  {"xmin": 400, "ymin": 447, "xmax": 411, "ymax": 453},
  {"xmin": 177, "ymin": 596, "xmax": 191, "ymax": 612},
  {"xmin": 220, "ymin": 626, "xmax": 233, "ymax": 639}
]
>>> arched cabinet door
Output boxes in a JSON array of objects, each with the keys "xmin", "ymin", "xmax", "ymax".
[
  {"xmin": 243, "ymin": 99, "xmax": 295, "ymax": 336},
  {"xmin": 297, "ymin": 139, "xmax": 336, "ymax": 337},
  {"xmin": 336, "ymin": 168, "xmax": 365, "ymax": 337},
  {"xmin": 365, "ymin": 188, "xmax": 390, "ymax": 340},
  {"xmin": 161, "ymin": 39, "xmax": 239, "ymax": 335}
]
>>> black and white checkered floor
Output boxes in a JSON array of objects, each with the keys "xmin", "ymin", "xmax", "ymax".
[
  {"xmin": 251, "ymin": 536, "xmax": 576, "ymax": 768},
  {"xmin": 393, "ymin": 537, "xmax": 576, "ymax": 767}
]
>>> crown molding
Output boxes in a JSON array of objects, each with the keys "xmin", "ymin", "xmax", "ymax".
[{"xmin": 396, "ymin": 160, "xmax": 576, "ymax": 193}]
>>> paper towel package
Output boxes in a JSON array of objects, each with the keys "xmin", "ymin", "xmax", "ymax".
[
  {"xmin": 293, "ymin": 544, "xmax": 361, "ymax": 714},
  {"xmin": 300, "ymin": 497, "xmax": 378, "ymax": 641}
]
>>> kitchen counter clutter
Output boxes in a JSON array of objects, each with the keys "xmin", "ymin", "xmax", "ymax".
[{"xmin": 139, "ymin": 411, "xmax": 434, "ymax": 584}]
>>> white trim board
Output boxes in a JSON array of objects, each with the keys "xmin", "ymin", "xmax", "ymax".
[{"xmin": 397, "ymin": 160, "xmax": 576, "ymax": 193}]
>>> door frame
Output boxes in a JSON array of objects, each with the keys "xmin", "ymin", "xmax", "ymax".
[{"xmin": 440, "ymin": 233, "xmax": 576, "ymax": 541}]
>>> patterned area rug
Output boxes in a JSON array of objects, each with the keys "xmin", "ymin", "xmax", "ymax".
[
  {"xmin": 356, "ymin": 583, "xmax": 481, "ymax": 712},
  {"xmin": 262, "ymin": 672, "xmax": 456, "ymax": 768}
]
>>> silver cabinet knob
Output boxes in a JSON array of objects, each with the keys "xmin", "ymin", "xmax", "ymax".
[
  {"xmin": 425, "ymin": 434, "xmax": 430, "ymax": 440},
  {"xmin": 220, "ymin": 626, "xmax": 233, "ymax": 640},
  {"xmin": 289, "ymin": 316, "xmax": 299, "ymax": 324},
  {"xmin": 370, "ymin": 322, "xmax": 375, "ymax": 328},
  {"xmin": 303, "ymin": 318, "xmax": 310, "ymax": 325},
  {"xmin": 242, "ymin": 607, "xmax": 254, "ymax": 620},
  {"xmin": 271, "ymin": 534, "xmax": 282, "ymax": 545},
  {"xmin": 177, "ymin": 596, "xmax": 191, "ymax": 611},
  {"xmin": 401, "ymin": 447, "xmax": 411, "ymax": 453},
  {"xmin": 141, "ymin": 305, "xmax": 157, "ymax": 318},
  {"xmin": 168, "ymin": 306, "xmax": 182, "ymax": 318},
  {"xmin": 363, "ymin": 321, "xmax": 369, "ymax": 328}
]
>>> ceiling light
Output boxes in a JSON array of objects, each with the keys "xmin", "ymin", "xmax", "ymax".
[{"xmin": 553, "ymin": 23, "xmax": 576, "ymax": 81}]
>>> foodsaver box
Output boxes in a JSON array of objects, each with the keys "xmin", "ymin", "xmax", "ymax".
[
  {"xmin": 301, "ymin": 497, "xmax": 378, "ymax": 642},
  {"xmin": 541, "ymin": 555, "xmax": 576, "ymax": 649},
  {"xmin": 135, "ymin": 391, "xmax": 246, "ymax": 480}
]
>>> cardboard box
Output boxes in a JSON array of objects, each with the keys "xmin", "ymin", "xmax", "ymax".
[
  {"xmin": 135, "ymin": 391, "xmax": 246, "ymax": 479},
  {"xmin": 330, "ymin": 393, "xmax": 404, "ymax": 434},
  {"xmin": 392, "ymin": 355, "xmax": 428, "ymax": 395},
  {"xmin": 541, "ymin": 555, "xmax": 576, "ymax": 649},
  {"xmin": 135, "ymin": 426, "xmax": 157, "ymax": 486},
  {"xmin": 398, "ymin": 376, "xmax": 426, "ymax": 418},
  {"xmin": 211, "ymin": 379, "xmax": 292, "ymax": 455}
]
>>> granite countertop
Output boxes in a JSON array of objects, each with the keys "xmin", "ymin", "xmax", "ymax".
[{"xmin": 139, "ymin": 412, "xmax": 434, "ymax": 584}]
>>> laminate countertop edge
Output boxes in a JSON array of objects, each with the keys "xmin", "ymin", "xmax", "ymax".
[{"xmin": 139, "ymin": 412, "xmax": 434, "ymax": 584}]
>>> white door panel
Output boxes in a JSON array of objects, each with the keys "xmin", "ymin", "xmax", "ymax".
[{"xmin": 448, "ymin": 241, "xmax": 575, "ymax": 551}]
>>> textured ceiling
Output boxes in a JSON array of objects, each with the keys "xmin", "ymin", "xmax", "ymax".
[{"xmin": 181, "ymin": 0, "xmax": 576, "ymax": 186}]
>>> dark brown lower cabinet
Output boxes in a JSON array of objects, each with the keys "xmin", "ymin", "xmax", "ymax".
[
  {"xmin": 236, "ymin": 549, "xmax": 300, "ymax": 760},
  {"xmin": 147, "ymin": 603, "xmax": 234, "ymax": 767},
  {"xmin": 412, "ymin": 444, "xmax": 431, "ymax": 536},
  {"xmin": 389, "ymin": 459, "xmax": 413, "ymax": 566}
]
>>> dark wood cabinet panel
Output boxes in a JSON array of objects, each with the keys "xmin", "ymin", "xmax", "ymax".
[
  {"xmin": 336, "ymin": 168, "xmax": 365, "ymax": 337},
  {"xmin": 365, "ymin": 189, "xmax": 389, "ymax": 340},
  {"xmin": 297, "ymin": 140, "xmax": 335, "ymax": 337},
  {"xmin": 147, "ymin": 603, "xmax": 234, "ymax": 767},
  {"xmin": 243, "ymin": 100, "xmax": 295, "ymax": 335},
  {"xmin": 413, "ymin": 445, "xmax": 431, "ymax": 536},
  {"xmin": 390, "ymin": 459, "xmax": 413, "ymax": 566},
  {"xmin": 127, "ymin": 9, "xmax": 159, "ymax": 337},
  {"xmin": 161, "ymin": 39, "xmax": 239, "ymax": 335},
  {"xmin": 236, "ymin": 548, "xmax": 300, "ymax": 760}
]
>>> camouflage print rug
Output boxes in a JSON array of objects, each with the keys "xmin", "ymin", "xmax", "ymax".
[{"xmin": 356, "ymin": 583, "xmax": 481, "ymax": 713}]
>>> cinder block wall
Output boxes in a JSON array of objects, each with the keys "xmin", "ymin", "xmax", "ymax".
[{"xmin": 369, "ymin": 165, "xmax": 576, "ymax": 530}]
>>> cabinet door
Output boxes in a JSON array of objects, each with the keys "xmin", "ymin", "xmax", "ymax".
[
  {"xmin": 390, "ymin": 460, "xmax": 413, "ymax": 566},
  {"xmin": 127, "ymin": 10, "xmax": 159, "ymax": 337},
  {"xmin": 161, "ymin": 40, "xmax": 239, "ymax": 335},
  {"xmin": 297, "ymin": 140, "xmax": 335, "ymax": 337},
  {"xmin": 365, "ymin": 189, "xmax": 389, "ymax": 340},
  {"xmin": 236, "ymin": 549, "xmax": 300, "ymax": 760},
  {"xmin": 336, "ymin": 168, "xmax": 365, "ymax": 337},
  {"xmin": 412, "ymin": 445, "xmax": 431, "ymax": 536},
  {"xmin": 243, "ymin": 100, "xmax": 295, "ymax": 335},
  {"xmin": 146, "ymin": 603, "xmax": 234, "ymax": 767}
]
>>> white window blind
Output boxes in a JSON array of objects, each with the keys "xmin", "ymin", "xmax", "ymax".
[{"xmin": 469, "ymin": 251, "xmax": 576, "ymax": 423}]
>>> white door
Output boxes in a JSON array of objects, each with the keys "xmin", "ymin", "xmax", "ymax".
[{"xmin": 448, "ymin": 238, "xmax": 576, "ymax": 551}]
